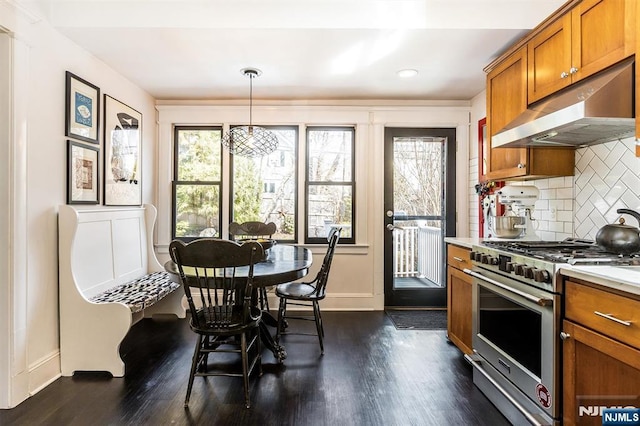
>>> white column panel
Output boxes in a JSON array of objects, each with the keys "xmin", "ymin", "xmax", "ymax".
[
  {"xmin": 10, "ymin": 30, "xmax": 30, "ymax": 408},
  {"xmin": 0, "ymin": 28, "xmax": 11, "ymax": 411}
]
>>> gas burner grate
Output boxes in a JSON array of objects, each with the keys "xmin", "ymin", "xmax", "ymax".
[{"xmin": 482, "ymin": 238, "xmax": 640, "ymax": 264}]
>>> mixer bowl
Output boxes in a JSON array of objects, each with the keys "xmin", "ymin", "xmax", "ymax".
[{"xmin": 491, "ymin": 216, "xmax": 525, "ymax": 238}]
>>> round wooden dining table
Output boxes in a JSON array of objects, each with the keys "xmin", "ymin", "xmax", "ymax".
[{"xmin": 164, "ymin": 244, "xmax": 313, "ymax": 362}]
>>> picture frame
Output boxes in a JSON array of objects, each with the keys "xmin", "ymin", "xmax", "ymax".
[
  {"xmin": 67, "ymin": 140, "xmax": 100, "ymax": 204},
  {"xmin": 103, "ymin": 94, "xmax": 142, "ymax": 206},
  {"xmin": 65, "ymin": 72, "xmax": 100, "ymax": 144}
]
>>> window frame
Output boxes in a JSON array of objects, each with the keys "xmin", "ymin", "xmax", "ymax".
[
  {"xmin": 229, "ymin": 125, "xmax": 299, "ymax": 243},
  {"xmin": 172, "ymin": 125, "xmax": 223, "ymax": 242},
  {"xmin": 305, "ymin": 126, "xmax": 356, "ymax": 244}
]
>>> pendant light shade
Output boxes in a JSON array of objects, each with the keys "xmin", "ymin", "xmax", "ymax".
[{"xmin": 221, "ymin": 68, "xmax": 279, "ymax": 157}]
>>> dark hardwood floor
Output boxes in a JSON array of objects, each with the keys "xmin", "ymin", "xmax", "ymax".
[{"xmin": 0, "ymin": 312, "xmax": 509, "ymax": 425}]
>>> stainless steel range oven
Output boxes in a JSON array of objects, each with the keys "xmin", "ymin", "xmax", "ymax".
[{"xmin": 462, "ymin": 239, "xmax": 640, "ymax": 426}]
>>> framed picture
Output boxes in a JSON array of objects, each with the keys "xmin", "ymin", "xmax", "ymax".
[
  {"xmin": 103, "ymin": 94, "xmax": 142, "ymax": 206},
  {"xmin": 67, "ymin": 140, "xmax": 100, "ymax": 204},
  {"xmin": 65, "ymin": 72, "xmax": 100, "ymax": 144}
]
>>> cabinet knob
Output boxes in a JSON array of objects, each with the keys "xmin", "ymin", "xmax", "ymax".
[
  {"xmin": 517, "ymin": 163, "xmax": 525, "ymax": 169},
  {"xmin": 560, "ymin": 332, "xmax": 570, "ymax": 340},
  {"xmin": 569, "ymin": 67, "xmax": 579, "ymax": 74},
  {"xmin": 560, "ymin": 71, "xmax": 570, "ymax": 79}
]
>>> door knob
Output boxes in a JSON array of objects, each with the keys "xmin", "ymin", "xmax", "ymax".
[{"xmin": 386, "ymin": 224, "xmax": 404, "ymax": 231}]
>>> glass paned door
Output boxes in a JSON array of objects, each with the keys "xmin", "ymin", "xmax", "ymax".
[{"xmin": 384, "ymin": 128, "xmax": 456, "ymax": 307}]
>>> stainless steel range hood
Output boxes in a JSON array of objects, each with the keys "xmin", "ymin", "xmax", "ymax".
[{"xmin": 492, "ymin": 59, "xmax": 635, "ymax": 148}]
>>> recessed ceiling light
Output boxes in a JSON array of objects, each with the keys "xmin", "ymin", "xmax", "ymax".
[{"xmin": 397, "ymin": 69, "xmax": 418, "ymax": 78}]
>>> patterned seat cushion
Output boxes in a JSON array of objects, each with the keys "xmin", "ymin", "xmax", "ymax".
[{"xmin": 89, "ymin": 271, "xmax": 180, "ymax": 313}]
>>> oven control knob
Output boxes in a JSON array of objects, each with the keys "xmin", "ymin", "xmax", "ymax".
[
  {"xmin": 514, "ymin": 264, "xmax": 526, "ymax": 276},
  {"xmin": 505, "ymin": 262, "xmax": 515, "ymax": 273},
  {"xmin": 488, "ymin": 256, "xmax": 498, "ymax": 265},
  {"xmin": 480, "ymin": 254, "xmax": 490, "ymax": 264},
  {"xmin": 533, "ymin": 269, "xmax": 551, "ymax": 283},
  {"xmin": 470, "ymin": 251, "xmax": 480, "ymax": 261},
  {"xmin": 523, "ymin": 266, "xmax": 535, "ymax": 279}
]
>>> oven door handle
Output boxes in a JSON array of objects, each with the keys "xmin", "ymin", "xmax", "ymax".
[{"xmin": 463, "ymin": 268, "xmax": 553, "ymax": 307}]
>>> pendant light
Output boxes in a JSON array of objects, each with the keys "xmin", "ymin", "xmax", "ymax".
[{"xmin": 221, "ymin": 68, "xmax": 279, "ymax": 157}]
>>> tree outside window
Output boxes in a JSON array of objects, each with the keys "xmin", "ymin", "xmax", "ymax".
[
  {"xmin": 231, "ymin": 127, "xmax": 297, "ymax": 241},
  {"xmin": 173, "ymin": 127, "xmax": 222, "ymax": 240},
  {"xmin": 306, "ymin": 127, "xmax": 354, "ymax": 244}
]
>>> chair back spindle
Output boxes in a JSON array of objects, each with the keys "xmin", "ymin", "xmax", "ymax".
[
  {"xmin": 229, "ymin": 221, "xmax": 277, "ymax": 242},
  {"xmin": 170, "ymin": 239, "xmax": 263, "ymax": 331},
  {"xmin": 312, "ymin": 227, "xmax": 341, "ymax": 297}
]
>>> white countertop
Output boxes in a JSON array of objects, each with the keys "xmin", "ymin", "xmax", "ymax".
[
  {"xmin": 444, "ymin": 237, "xmax": 481, "ymax": 249},
  {"xmin": 559, "ymin": 265, "xmax": 640, "ymax": 297}
]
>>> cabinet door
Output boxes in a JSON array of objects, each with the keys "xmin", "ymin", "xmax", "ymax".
[
  {"xmin": 571, "ymin": 0, "xmax": 635, "ymax": 83},
  {"xmin": 486, "ymin": 47, "xmax": 528, "ymax": 179},
  {"xmin": 562, "ymin": 320, "xmax": 640, "ymax": 425},
  {"xmin": 528, "ymin": 13, "xmax": 572, "ymax": 103},
  {"xmin": 637, "ymin": 0, "xmax": 640, "ymax": 153},
  {"xmin": 447, "ymin": 266, "xmax": 473, "ymax": 355}
]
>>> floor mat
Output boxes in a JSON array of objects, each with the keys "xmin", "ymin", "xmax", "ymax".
[{"xmin": 385, "ymin": 309, "xmax": 447, "ymax": 330}]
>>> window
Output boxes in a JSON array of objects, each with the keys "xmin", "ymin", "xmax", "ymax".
[
  {"xmin": 306, "ymin": 127, "xmax": 355, "ymax": 244},
  {"xmin": 231, "ymin": 126, "xmax": 298, "ymax": 241},
  {"xmin": 264, "ymin": 182, "xmax": 276, "ymax": 193},
  {"xmin": 173, "ymin": 125, "xmax": 353, "ymax": 244},
  {"xmin": 172, "ymin": 126, "xmax": 222, "ymax": 241}
]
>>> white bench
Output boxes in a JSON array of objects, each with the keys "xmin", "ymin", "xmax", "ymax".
[{"xmin": 58, "ymin": 204, "xmax": 186, "ymax": 377}]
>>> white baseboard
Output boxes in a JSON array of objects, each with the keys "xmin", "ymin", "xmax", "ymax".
[{"xmin": 28, "ymin": 350, "xmax": 61, "ymax": 397}]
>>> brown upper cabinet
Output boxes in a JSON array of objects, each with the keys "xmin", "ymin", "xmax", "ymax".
[
  {"xmin": 486, "ymin": 47, "xmax": 575, "ymax": 180},
  {"xmin": 484, "ymin": 0, "xmax": 638, "ymax": 179},
  {"xmin": 528, "ymin": 0, "xmax": 636, "ymax": 103}
]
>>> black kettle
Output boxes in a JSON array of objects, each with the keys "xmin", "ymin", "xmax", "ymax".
[{"xmin": 595, "ymin": 208, "xmax": 640, "ymax": 255}]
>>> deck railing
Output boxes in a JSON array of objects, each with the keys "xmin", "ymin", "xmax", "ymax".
[{"xmin": 393, "ymin": 225, "xmax": 443, "ymax": 286}]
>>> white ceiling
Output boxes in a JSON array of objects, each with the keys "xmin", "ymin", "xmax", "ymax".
[{"xmin": 20, "ymin": 0, "xmax": 567, "ymax": 101}]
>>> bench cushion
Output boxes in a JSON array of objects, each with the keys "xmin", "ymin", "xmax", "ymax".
[{"xmin": 89, "ymin": 272, "xmax": 180, "ymax": 313}]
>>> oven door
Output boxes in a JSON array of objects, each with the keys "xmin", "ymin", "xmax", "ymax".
[{"xmin": 467, "ymin": 267, "xmax": 560, "ymax": 421}]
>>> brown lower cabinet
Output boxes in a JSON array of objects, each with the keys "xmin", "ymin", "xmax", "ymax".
[
  {"xmin": 446, "ymin": 244, "xmax": 472, "ymax": 355},
  {"xmin": 562, "ymin": 279, "xmax": 640, "ymax": 425}
]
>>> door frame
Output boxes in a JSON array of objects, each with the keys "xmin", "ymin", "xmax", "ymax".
[{"xmin": 383, "ymin": 127, "xmax": 456, "ymax": 307}]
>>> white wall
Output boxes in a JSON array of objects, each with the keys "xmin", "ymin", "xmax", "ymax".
[
  {"xmin": 0, "ymin": 2, "xmax": 156, "ymax": 408},
  {"xmin": 156, "ymin": 102, "xmax": 472, "ymax": 311},
  {"xmin": 469, "ymin": 90, "xmax": 486, "ymax": 237}
]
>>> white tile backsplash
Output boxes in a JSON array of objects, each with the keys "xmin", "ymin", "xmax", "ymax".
[
  {"xmin": 468, "ymin": 136, "xmax": 640, "ymax": 241},
  {"xmin": 527, "ymin": 136, "xmax": 640, "ymax": 240},
  {"xmin": 469, "ymin": 157, "xmax": 480, "ymax": 237}
]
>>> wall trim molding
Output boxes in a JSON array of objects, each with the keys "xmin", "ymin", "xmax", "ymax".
[{"xmin": 27, "ymin": 351, "xmax": 61, "ymax": 398}]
